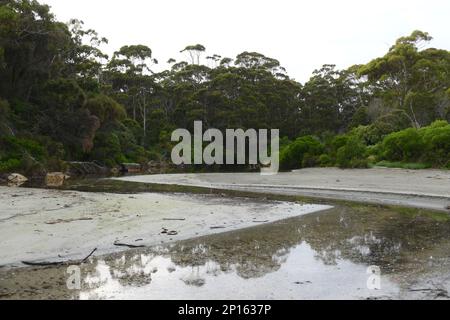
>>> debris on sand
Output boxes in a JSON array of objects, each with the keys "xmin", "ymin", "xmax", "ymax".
[
  {"xmin": 161, "ymin": 228, "xmax": 178, "ymax": 236},
  {"xmin": 45, "ymin": 217, "xmax": 93, "ymax": 225},
  {"xmin": 113, "ymin": 241, "xmax": 146, "ymax": 248},
  {"xmin": 21, "ymin": 248, "xmax": 97, "ymax": 266}
]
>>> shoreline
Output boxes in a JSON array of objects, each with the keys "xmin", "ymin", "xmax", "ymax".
[
  {"xmin": 113, "ymin": 168, "xmax": 450, "ymax": 212},
  {"xmin": 0, "ymin": 186, "xmax": 331, "ymax": 268}
]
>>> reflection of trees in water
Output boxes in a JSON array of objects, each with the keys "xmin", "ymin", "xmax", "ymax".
[
  {"xmin": 101, "ymin": 251, "xmax": 155, "ymax": 287},
  {"xmin": 98, "ymin": 205, "xmax": 450, "ymax": 283},
  {"xmin": 298, "ymin": 206, "xmax": 450, "ymax": 273},
  {"xmin": 4, "ymin": 205, "xmax": 450, "ymax": 299}
]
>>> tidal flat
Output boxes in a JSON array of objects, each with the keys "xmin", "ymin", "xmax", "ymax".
[{"xmin": 1, "ymin": 180, "xmax": 449, "ymax": 299}]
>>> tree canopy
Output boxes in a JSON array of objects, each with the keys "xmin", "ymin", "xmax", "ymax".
[{"xmin": 1, "ymin": 1, "xmax": 449, "ymax": 174}]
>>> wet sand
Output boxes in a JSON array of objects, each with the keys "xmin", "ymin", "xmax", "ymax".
[
  {"xmin": 0, "ymin": 186, "xmax": 330, "ymax": 267},
  {"xmin": 114, "ymin": 168, "xmax": 450, "ymax": 211},
  {"xmin": 1, "ymin": 168, "xmax": 449, "ymax": 300},
  {"xmin": 2, "ymin": 204, "xmax": 449, "ymax": 300}
]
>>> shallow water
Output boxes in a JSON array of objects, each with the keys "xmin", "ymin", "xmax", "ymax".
[{"xmin": 1, "ymin": 204, "xmax": 450, "ymax": 300}]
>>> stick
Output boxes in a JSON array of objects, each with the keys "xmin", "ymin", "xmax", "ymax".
[
  {"xmin": 22, "ymin": 247, "xmax": 98, "ymax": 267},
  {"xmin": 81, "ymin": 248, "xmax": 97, "ymax": 263},
  {"xmin": 21, "ymin": 260, "xmax": 65, "ymax": 267},
  {"xmin": 113, "ymin": 241, "xmax": 146, "ymax": 248}
]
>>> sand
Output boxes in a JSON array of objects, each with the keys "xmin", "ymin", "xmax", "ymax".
[
  {"xmin": 114, "ymin": 168, "xmax": 450, "ymax": 211},
  {"xmin": 0, "ymin": 186, "xmax": 330, "ymax": 267}
]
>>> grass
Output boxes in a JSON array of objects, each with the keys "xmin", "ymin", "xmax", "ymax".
[{"xmin": 375, "ymin": 160, "xmax": 431, "ymax": 170}]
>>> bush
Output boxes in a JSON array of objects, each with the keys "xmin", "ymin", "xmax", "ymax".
[
  {"xmin": 0, "ymin": 158, "xmax": 21, "ymax": 173},
  {"xmin": 318, "ymin": 154, "xmax": 333, "ymax": 167},
  {"xmin": 0, "ymin": 136, "xmax": 46, "ymax": 162},
  {"xmin": 336, "ymin": 136, "xmax": 368, "ymax": 168},
  {"xmin": 302, "ymin": 153, "xmax": 319, "ymax": 168},
  {"xmin": 381, "ymin": 128, "xmax": 424, "ymax": 162},
  {"xmin": 419, "ymin": 120, "xmax": 450, "ymax": 167},
  {"xmin": 280, "ymin": 136, "xmax": 324, "ymax": 170}
]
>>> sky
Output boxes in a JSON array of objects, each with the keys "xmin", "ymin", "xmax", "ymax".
[{"xmin": 41, "ymin": 0, "xmax": 450, "ymax": 83}]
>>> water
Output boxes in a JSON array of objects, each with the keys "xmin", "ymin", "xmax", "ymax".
[{"xmin": 2, "ymin": 204, "xmax": 450, "ymax": 300}]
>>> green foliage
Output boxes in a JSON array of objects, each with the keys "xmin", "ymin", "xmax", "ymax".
[
  {"xmin": 86, "ymin": 94, "xmax": 126, "ymax": 123},
  {"xmin": 0, "ymin": 158, "xmax": 21, "ymax": 173},
  {"xmin": 0, "ymin": 2, "xmax": 449, "ymax": 174},
  {"xmin": 381, "ymin": 128, "xmax": 424, "ymax": 161},
  {"xmin": 336, "ymin": 136, "xmax": 368, "ymax": 168},
  {"xmin": 376, "ymin": 120, "xmax": 450, "ymax": 167},
  {"xmin": 419, "ymin": 120, "xmax": 450, "ymax": 167},
  {"xmin": 318, "ymin": 154, "xmax": 333, "ymax": 167},
  {"xmin": 280, "ymin": 136, "xmax": 324, "ymax": 170},
  {"xmin": 0, "ymin": 136, "xmax": 46, "ymax": 161}
]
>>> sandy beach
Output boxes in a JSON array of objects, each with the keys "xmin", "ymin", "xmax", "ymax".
[
  {"xmin": 114, "ymin": 168, "xmax": 450, "ymax": 211},
  {"xmin": 0, "ymin": 186, "xmax": 330, "ymax": 267}
]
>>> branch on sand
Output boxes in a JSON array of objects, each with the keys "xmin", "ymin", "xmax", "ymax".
[
  {"xmin": 21, "ymin": 248, "xmax": 98, "ymax": 267},
  {"xmin": 113, "ymin": 241, "xmax": 147, "ymax": 248}
]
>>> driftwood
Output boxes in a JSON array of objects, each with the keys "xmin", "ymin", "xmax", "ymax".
[
  {"xmin": 162, "ymin": 218, "xmax": 186, "ymax": 221},
  {"xmin": 21, "ymin": 260, "xmax": 64, "ymax": 267},
  {"xmin": 113, "ymin": 241, "xmax": 146, "ymax": 248},
  {"xmin": 21, "ymin": 248, "xmax": 97, "ymax": 267},
  {"xmin": 45, "ymin": 217, "xmax": 93, "ymax": 225}
]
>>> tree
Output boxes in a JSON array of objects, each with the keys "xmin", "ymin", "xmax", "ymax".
[
  {"xmin": 358, "ymin": 30, "xmax": 450, "ymax": 128},
  {"xmin": 180, "ymin": 44, "xmax": 206, "ymax": 65}
]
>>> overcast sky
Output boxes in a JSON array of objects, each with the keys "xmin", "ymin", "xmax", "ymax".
[{"xmin": 42, "ymin": 0, "xmax": 450, "ymax": 83}]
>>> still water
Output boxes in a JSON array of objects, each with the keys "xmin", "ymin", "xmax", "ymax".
[{"xmin": 1, "ymin": 204, "xmax": 450, "ymax": 300}]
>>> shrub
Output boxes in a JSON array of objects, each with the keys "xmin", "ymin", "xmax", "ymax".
[
  {"xmin": 0, "ymin": 136, "xmax": 46, "ymax": 161},
  {"xmin": 336, "ymin": 136, "xmax": 368, "ymax": 168},
  {"xmin": 0, "ymin": 158, "xmax": 21, "ymax": 173},
  {"xmin": 381, "ymin": 128, "xmax": 424, "ymax": 162},
  {"xmin": 419, "ymin": 120, "xmax": 450, "ymax": 167},
  {"xmin": 318, "ymin": 154, "xmax": 333, "ymax": 167},
  {"xmin": 280, "ymin": 136, "xmax": 324, "ymax": 170},
  {"xmin": 302, "ymin": 153, "xmax": 319, "ymax": 168}
]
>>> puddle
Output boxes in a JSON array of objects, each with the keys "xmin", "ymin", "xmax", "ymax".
[{"xmin": 1, "ymin": 205, "xmax": 450, "ymax": 300}]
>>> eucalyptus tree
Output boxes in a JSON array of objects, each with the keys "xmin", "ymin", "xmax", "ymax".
[
  {"xmin": 104, "ymin": 44, "xmax": 158, "ymax": 141},
  {"xmin": 358, "ymin": 30, "xmax": 450, "ymax": 128},
  {"xmin": 180, "ymin": 44, "xmax": 206, "ymax": 65}
]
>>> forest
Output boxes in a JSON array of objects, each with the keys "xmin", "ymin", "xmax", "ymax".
[{"xmin": 0, "ymin": 0, "xmax": 449, "ymax": 175}]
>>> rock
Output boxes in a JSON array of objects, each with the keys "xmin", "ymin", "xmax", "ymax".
[
  {"xmin": 147, "ymin": 160, "xmax": 169, "ymax": 174},
  {"xmin": 110, "ymin": 167, "xmax": 120, "ymax": 175},
  {"xmin": 120, "ymin": 163, "xmax": 142, "ymax": 174},
  {"xmin": 45, "ymin": 172, "xmax": 70, "ymax": 187},
  {"xmin": 7, "ymin": 173, "xmax": 28, "ymax": 185}
]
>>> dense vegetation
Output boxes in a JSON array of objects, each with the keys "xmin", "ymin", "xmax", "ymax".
[{"xmin": 0, "ymin": 0, "xmax": 449, "ymax": 175}]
